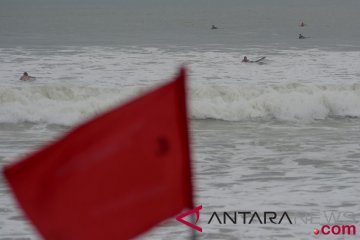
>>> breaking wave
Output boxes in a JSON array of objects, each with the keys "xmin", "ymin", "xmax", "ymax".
[
  {"xmin": 191, "ymin": 83, "xmax": 360, "ymax": 121},
  {"xmin": 1, "ymin": 83, "xmax": 360, "ymax": 125}
]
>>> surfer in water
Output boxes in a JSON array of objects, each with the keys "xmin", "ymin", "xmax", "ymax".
[
  {"xmin": 300, "ymin": 21, "xmax": 305, "ymax": 27},
  {"xmin": 298, "ymin": 33, "xmax": 306, "ymax": 39},
  {"xmin": 211, "ymin": 25, "xmax": 218, "ymax": 30},
  {"xmin": 20, "ymin": 72, "xmax": 34, "ymax": 81},
  {"xmin": 242, "ymin": 56, "xmax": 250, "ymax": 63}
]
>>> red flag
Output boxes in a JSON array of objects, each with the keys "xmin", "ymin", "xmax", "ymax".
[{"xmin": 3, "ymin": 68, "xmax": 193, "ymax": 240}]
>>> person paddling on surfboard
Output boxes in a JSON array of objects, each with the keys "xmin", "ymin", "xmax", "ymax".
[
  {"xmin": 242, "ymin": 56, "xmax": 266, "ymax": 63},
  {"xmin": 211, "ymin": 25, "xmax": 218, "ymax": 30},
  {"xmin": 20, "ymin": 72, "xmax": 35, "ymax": 81}
]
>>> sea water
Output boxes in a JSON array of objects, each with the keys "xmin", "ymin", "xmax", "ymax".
[{"xmin": 0, "ymin": 0, "xmax": 359, "ymax": 239}]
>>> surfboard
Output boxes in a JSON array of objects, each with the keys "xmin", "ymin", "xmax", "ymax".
[
  {"xmin": 248, "ymin": 57, "xmax": 266, "ymax": 63},
  {"xmin": 255, "ymin": 57, "xmax": 266, "ymax": 62}
]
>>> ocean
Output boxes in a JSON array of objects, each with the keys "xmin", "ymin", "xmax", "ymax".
[{"xmin": 0, "ymin": 0, "xmax": 360, "ymax": 239}]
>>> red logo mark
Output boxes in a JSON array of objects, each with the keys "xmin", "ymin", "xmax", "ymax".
[{"xmin": 176, "ymin": 205, "xmax": 202, "ymax": 232}]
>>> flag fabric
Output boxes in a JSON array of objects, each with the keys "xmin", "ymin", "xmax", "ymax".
[{"xmin": 3, "ymin": 68, "xmax": 194, "ymax": 240}]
